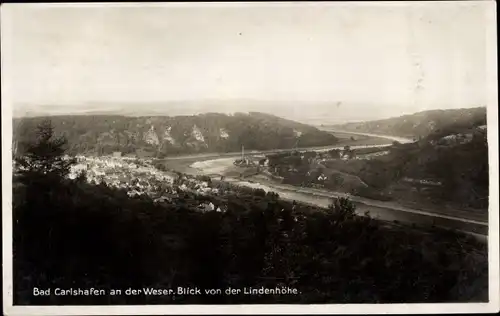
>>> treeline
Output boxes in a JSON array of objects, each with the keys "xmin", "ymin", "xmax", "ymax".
[
  {"xmin": 12, "ymin": 121, "xmax": 488, "ymax": 305},
  {"xmin": 13, "ymin": 112, "xmax": 338, "ymax": 157}
]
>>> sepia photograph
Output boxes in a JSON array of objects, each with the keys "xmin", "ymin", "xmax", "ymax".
[{"xmin": 1, "ymin": 1, "xmax": 498, "ymax": 315}]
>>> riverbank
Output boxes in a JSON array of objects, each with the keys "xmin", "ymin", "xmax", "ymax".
[
  {"xmin": 162, "ymin": 130, "xmax": 487, "ymax": 238},
  {"xmin": 184, "ymin": 155, "xmax": 486, "ymax": 223},
  {"xmin": 211, "ymin": 175, "xmax": 488, "ymax": 237}
]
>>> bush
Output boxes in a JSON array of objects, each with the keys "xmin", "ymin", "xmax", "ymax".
[
  {"xmin": 153, "ymin": 162, "xmax": 166, "ymax": 171},
  {"xmin": 253, "ymin": 188, "xmax": 267, "ymax": 197}
]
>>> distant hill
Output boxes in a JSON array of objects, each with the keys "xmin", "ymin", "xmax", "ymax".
[
  {"xmin": 14, "ymin": 100, "xmax": 417, "ymax": 126},
  {"xmin": 13, "ymin": 112, "xmax": 339, "ymax": 157},
  {"xmin": 329, "ymin": 107, "xmax": 487, "ymax": 139}
]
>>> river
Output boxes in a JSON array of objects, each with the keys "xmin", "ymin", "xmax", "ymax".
[
  {"xmin": 166, "ymin": 130, "xmax": 487, "ymax": 240},
  {"xmin": 216, "ymin": 177, "xmax": 487, "ymax": 237}
]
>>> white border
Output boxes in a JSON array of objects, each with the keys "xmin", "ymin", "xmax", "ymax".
[
  {"xmin": 0, "ymin": 1, "xmax": 482, "ymax": 9},
  {"xmin": 2, "ymin": 2, "xmax": 499, "ymax": 315},
  {"xmin": 485, "ymin": 0, "xmax": 500, "ymax": 311}
]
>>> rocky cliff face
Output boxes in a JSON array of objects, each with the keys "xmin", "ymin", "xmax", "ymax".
[{"xmin": 13, "ymin": 112, "xmax": 339, "ymax": 157}]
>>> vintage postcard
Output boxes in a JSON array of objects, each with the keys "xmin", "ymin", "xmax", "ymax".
[{"xmin": 2, "ymin": 1, "xmax": 498, "ymax": 315}]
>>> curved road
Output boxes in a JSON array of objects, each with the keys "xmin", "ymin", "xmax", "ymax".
[
  {"xmin": 164, "ymin": 130, "xmax": 487, "ymax": 238},
  {"xmin": 217, "ymin": 177, "xmax": 487, "ymax": 236},
  {"xmin": 164, "ymin": 130, "xmax": 413, "ymax": 162},
  {"xmin": 164, "ymin": 142, "xmax": 398, "ymax": 161},
  {"xmin": 317, "ymin": 128, "xmax": 415, "ymax": 144}
]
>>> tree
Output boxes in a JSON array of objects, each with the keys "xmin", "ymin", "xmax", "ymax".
[
  {"xmin": 15, "ymin": 119, "xmax": 76, "ymax": 185},
  {"xmin": 13, "ymin": 120, "xmax": 78, "ymax": 295},
  {"xmin": 154, "ymin": 162, "xmax": 167, "ymax": 171},
  {"xmin": 327, "ymin": 197, "xmax": 356, "ymax": 221}
]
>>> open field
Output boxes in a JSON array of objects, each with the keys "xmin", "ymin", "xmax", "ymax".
[
  {"xmin": 319, "ymin": 128, "xmax": 415, "ymax": 144},
  {"xmin": 329, "ymin": 131, "xmax": 394, "ymax": 146},
  {"xmin": 163, "ymin": 155, "xmax": 488, "ymax": 238}
]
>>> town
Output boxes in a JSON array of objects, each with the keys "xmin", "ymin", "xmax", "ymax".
[{"xmin": 65, "ymin": 154, "xmax": 253, "ymax": 213}]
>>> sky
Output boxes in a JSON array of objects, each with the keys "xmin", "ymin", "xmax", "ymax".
[{"xmin": 1, "ymin": 2, "xmax": 494, "ymax": 123}]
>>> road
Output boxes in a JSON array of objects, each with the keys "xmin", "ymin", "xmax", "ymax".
[
  {"xmin": 219, "ymin": 177, "xmax": 487, "ymax": 235},
  {"xmin": 179, "ymin": 165, "xmax": 487, "ymax": 237},
  {"xmin": 164, "ymin": 130, "xmax": 487, "ymax": 238},
  {"xmin": 164, "ymin": 143, "xmax": 393, "ymax": 162},
  {"xmin": 317, "ymin": 128, "xmax": 415, "ymax": 144},
  {"xmin": 162, "ymin": 130, "xmax": 413, "ymax": 161}
]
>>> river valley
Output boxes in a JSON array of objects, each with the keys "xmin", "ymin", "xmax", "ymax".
[{"xmin": 163, "ymin": 131, "xmax": 488, "ymax": 241}]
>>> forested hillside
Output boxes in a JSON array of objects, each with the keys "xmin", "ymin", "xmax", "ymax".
[
  {"xmin": 13, "ymin": 112, "xmax": 338, "ymax": 157},
  {"xmin": 366, "ymin": 127, "xmax": 488, "ymax": 209},
  {"xmin": 266, "ymin": 125, "xmax": 488, "ymax": 210},
  {"xmin": 330, "ymin": 107, "xmax": 486, "ymax": 139}
]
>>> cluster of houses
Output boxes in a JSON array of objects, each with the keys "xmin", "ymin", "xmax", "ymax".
[
  {"xmin": 433, "ymin": 133, "xmax": 474, "ymax": 147},
  {"xmin": 267, "ymin": 146, "xmax": 388, "ymax": 173},
  {"xmin": 262, "ymin": 146, "xmax": 393, "ymax": 189},
  {"xmin": 356, "ymin": 150, "xmax": 391, "ymax": 160},
  {"xmin": 298, "ymin": 147, "xmax": 375, "ymax": 163},
  {"xmin": 67, "ymin": 155, "xmax": 228, "ymax": 212},
  {"xmin": 402, "ymin": 177, "xmax": 442, "ymax": 187},
  {"xmin": 234, "ymin": 157, "xmax": 258, "ymax": 167},
  {"xmin": 69, "ymin": 155, "xmax": 175, "ymax": 194},
  {"xmin": 196, "ymin": 201, "xmax": 227, "ymax": 213},
  {"xmin": 430, "ymin": 125, "xmax": 487, "ymax": 147}
]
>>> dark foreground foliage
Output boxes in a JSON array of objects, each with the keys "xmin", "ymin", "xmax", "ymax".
[
  {"xmin": 13, "ymin": 175, "xmax": 488, "ymax": 305},
  {"xmin": 12, "ymin": 120, "xmax": 488, "ymax": 305}
]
